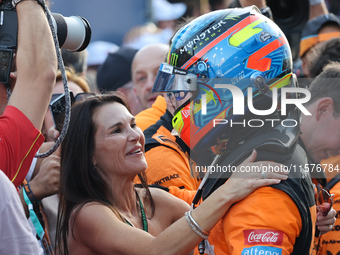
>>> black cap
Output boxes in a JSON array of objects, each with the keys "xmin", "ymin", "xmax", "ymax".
[
  {"xmin": 96, "ymin": 47, "xmax": 138, "ymax": 91},
  {"xmin": 300, "ymin": 13, "xmax": 340, "ymax": 57},
  {"xmin": 301, "ymin": 13, "xmax": 340, "ymax": 38}
]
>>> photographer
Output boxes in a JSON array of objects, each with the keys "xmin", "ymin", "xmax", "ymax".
[
  {"xmin": 0, "ymin": 0, "xmax": 56, "ymax": 253},
  {"xmin": 0, "ymin": 0, "xmax": 57, "ymax": 188}
]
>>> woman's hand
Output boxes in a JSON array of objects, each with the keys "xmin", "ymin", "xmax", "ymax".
[{"xmin": 222, "ymin": 150, "xmax": 288, "ymax": 204}]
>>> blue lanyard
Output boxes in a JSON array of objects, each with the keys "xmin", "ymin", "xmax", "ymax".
[{"xmin": 22, "ymin": 188, "xmax": 45, "ymax": 239}]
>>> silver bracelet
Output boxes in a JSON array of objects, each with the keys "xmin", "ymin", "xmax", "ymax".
[{"xmin": 185, "ymin": 211, "xmax": 209, "ymax": 240}]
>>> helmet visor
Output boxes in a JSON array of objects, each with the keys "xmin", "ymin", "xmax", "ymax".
[{"xmin": 152, "ymin": 63, "xmax": 197, "ymax": 93}]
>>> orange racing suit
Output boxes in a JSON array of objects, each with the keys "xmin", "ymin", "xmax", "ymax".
[
  {"xmin": 139, "ymin": 110, "xmax": 201, "ymax": 191},
  {"xmin": 194, "ymin": 137, "xmax": 316, "ymax": 255},
  {"xmin": 135, "ymin": 95, "xmax": 166, "ymax": 132}
]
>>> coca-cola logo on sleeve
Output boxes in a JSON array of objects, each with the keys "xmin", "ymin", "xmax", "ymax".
[{"xmin": 243, "ymin": 229, "xmax": 284, "ymax": 246}]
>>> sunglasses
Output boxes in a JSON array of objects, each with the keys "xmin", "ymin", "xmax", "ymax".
[
  {"xmin": 315, "ymin": 184, "xmax": 334, "ymax": 237},
  {"xmin": 316, "ymin": 184, "xmax": 334, "ymax": 216},
  {"xmin": 50, "ymin": 92, "xmax": 95, "ymax": 105}
]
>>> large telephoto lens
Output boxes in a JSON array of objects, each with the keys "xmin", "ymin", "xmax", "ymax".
[{"xmin": 52, "ymin": 13, "xmax": 92, "ymax": 52}]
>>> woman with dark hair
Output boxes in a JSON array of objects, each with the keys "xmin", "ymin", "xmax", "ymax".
[{"xmin": 56, "ymin": 92, "xmax": 288, "ymax": 255}]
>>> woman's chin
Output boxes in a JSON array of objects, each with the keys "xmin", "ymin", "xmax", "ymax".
[{"xmin": 129, "ymin": 161, "xmax": 148, "ymax": 174}]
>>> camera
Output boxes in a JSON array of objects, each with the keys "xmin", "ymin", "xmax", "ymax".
[
  {"xmin": 49, "ymin": 92, "xmax": 75, "ymax": 132},
  {"xmin": 0, "ymin": 0, "xmax": 92, "ymax": 83}
]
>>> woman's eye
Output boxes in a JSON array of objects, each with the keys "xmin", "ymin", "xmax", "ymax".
[{"xmin": 112, "ymin": 128, "xmax": 121, "ymax": 133}]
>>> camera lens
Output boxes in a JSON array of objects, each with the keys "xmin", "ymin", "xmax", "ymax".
[{"xmin": 52, "ymin": 13, "xmax": 92, "ymax": 52}]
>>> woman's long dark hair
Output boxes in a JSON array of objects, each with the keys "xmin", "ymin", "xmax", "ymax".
[{"xmin": 55, "ymin": 92, "xmax": 154, "ymax": 255}]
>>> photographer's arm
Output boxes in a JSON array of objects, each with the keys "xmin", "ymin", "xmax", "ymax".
[{"xmin": 8, "ymin": 0, "xmax": 57, "ymax": 130}]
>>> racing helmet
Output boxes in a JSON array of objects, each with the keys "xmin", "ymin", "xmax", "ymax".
[{"xmin": 152, "ymin": 6, "xmax": 294, "ymax": 152}]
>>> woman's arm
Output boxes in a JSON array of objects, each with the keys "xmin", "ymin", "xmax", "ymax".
[{"xmin": 71, "ymin": 151, "xmax": 287, "ymax": 255}]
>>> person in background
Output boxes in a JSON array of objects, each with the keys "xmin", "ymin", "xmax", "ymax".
[
  {"xmin": 308, "ymin": 37, "xmax": 340, "ymax": 78},
  {"xmin": 152, "ymin": 0, "xmax": 187, "ymax": 31},
  {"xmin": 85, "ymin": 41, "xmax": 119, "ymax": 92},
  {"xmin": 299, "ymin": 12, "xmax": 340, "ymax": 79},
  {"xmin": 299, "ymin": 35, "xmax": 340, "ymax": 207},
  {"xmin": 304, "ymin": 37, "xmax": 340, "ymax": 174},
  {"xmin": 299, "ymin": 62, "xmax": 340, "ymax": 255},
  {"xmin": 132, "ymin": 43, "xmax": 168, "ymax": 131},
  {"xmin": 97, "ymin": 47, "xmax": 143, "ymax": 115},
  {"xmin": 61, "ymin": 49, "xmax": 88, "ymax": 77},
  {"xmin": 122, "ymin": 23, "xmax": 173, "ymax": 50},
  {"xmin": 122, "ymin": 0, "xmax": 186, "ymax": 50}
]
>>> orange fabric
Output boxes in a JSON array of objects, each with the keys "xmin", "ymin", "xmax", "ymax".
[
  {"xmin": 140, "ymin": 125, "xmax": 201, "ymax": 191},
  {"xmin": 168, "ymin": 186, "xmax": 197, "ymax": 205},
  {"xmin": 299, "ymin": 32, "xmax": 340, "ymax": 57},
  {"xmin": 321, "ymin": 156, "xmax": 340, "ymax": 178},
  {"xmin": 194, "ymin": 187, "xmax": 316, "ymax": 255},
  {"xmin": 135, "ymin": 95, "xmax": 167, "ymax": 132}
]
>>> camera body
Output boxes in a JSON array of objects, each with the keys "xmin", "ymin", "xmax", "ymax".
[{"xmin": 0, "ymin": 0, "xmax": 91, "ymax": 83}]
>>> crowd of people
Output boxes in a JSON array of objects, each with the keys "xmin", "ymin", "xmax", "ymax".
[{"xmin": 2, "ymin": 0, "xmax": 340, "ymax": 254}]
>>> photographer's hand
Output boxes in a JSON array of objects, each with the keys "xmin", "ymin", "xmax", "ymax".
[
  {"xmin": 29, "ymin": 149, "xmax": 60, "ymax": 200},
  {"xmin": 19, "ymin": 147, "xmax": 60, "ymax": 217}
]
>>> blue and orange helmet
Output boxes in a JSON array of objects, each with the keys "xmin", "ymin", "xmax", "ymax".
[{"xmin": 152, "ymin": 6, "xmax": 294, "ymax": 152}]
